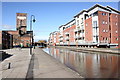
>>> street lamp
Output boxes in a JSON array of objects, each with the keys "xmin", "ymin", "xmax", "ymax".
[{"xmin": 30, "ymin": 15, "xmax": 36, "ymax": 55}]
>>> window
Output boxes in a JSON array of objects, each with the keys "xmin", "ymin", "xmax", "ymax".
[
  {"xmin": 93, "ymin": 21, "xmax": 97, "ymax": 27},
  {"xmin": 106, "ymin": 21, "xmax": 107, "ymax": 24},
  {"xmin": 93, "ymin": 11, "xmax": 98, "ymax": 16},
  {"xmin": 103, "ymin": 37, "xmax": 105, "ymax": 40},
  {"xmin": 102, "ymin": 29, "xmax": 106, "ymax": 32},
  {"xmin": 102, "ymin": 21, "xmax": 105, "ymax": 24},
  {"xmin": 102, "ymin": 13, "xmax": 106, "ymax": 16},
  {"xmin": 106, "ymin": 30, "xmax": 108, "ymax": 32},
  {"xmin": 77, "ymin": 20, "xmax": 79, "ymax": 26},
  {"xmin": 106, "ymin": 37, "xmax": 108, "ymax": 40},
  {"xmin": 81, "ymin": 18, "xmax": 83, "ymax": 24},
  {"xmin": 116, "ymin": 38, "xmax": 118, "ymax": 41}
]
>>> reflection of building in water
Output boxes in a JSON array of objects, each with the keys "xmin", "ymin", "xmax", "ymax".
[{"xmin": 48, "ymin": 47, "xmax": 119, "ymax": 78}]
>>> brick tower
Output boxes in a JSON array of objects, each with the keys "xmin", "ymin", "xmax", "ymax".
[{"xmin": 16, "ymin": 13, "xmax": 27, "ymax": 35}]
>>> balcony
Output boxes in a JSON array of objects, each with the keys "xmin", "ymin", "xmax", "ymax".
[
  {"xmin": 59, "ymin": 35, "xmax": 63, "ymax": 38},
  {"xmin": 74, "ymin": 29, "xmax": 78, "ymax": 32},
  {"xmin": 100, "ymin": 40, "xmax": 109, "ymax": 43},
  {"xmin": 59, "ymin": 37, "xmax": 63, "ymax": 42},
  {"xmin": 74, "ymin": 27, "xmax": 84, "ymax": 32},
  {"xmin": 65, "ymin": 37, "xmax": 69, "ymax": 41},
  {"xmin": 65, "ymin": 32, "xmax": 69, "ymax": 35},
  {"xmin": 75, "ymin": 34, "xmax": 84, "ymax": 39}
]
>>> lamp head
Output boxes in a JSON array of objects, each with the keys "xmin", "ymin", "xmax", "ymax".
[{"xmin": 33, "ymin": 19, "xmax": 36, "ymax": 22}]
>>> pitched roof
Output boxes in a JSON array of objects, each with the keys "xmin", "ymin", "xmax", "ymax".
[
  {"xmin": 87, "ymin": 4, "xmax": 111, "ymax": 12},
  {"xmin": 74, "ymin": 4, "xmax": 114, "ymax": 18},
  {"xmin": 74, "ymin": 10, "xmax": 87, "ymax": 18},
  {"xmin": 106, "ymin": 6, "xmax": 120, "ymax": 14},
  {"xmin": 64, "ymin": 19, "xmax": 75, "ymax": 26}
]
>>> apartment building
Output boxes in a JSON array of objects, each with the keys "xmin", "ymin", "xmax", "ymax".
[
  {"xmin": 63, "ymin": 19, "xmax": 76, "ymax": 45},
  {"xmin": 59, "ymin": 25, "xmax": 65, "ymax": 45},
  {"xmin": 49, "ymin": 31, "xmax": 60, "ymax": 46},
  {"xmin": 49, "ymin": 4, "xmax": 120, "ymax": 48}
]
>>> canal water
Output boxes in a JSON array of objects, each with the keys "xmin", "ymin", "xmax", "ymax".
[{"xmin": 43, "ymin": 47, "xmax": 120, "ymax": 78}]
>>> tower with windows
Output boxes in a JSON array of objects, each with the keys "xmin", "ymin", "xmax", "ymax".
[{"xmin": 16, "ymin": 13, "xmax": 27, "ymax": 35}]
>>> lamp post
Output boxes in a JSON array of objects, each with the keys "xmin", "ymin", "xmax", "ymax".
[{"xmin": 30, "ymin": 15, "xmax": 36, "ymax": 55}]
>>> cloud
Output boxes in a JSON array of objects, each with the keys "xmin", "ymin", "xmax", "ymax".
[{"xmin": 2, "ymin": 25, "xmax": 15, "ymax": 30}]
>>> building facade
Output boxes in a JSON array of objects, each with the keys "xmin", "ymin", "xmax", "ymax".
[
  {"xmin": 1, "ymin": 13, "xmax": 32, "ymax": 49},
  {"xmin": 0, "ymin": 31, "xmax": 13, "ymax": 49},
  {"xmin": 49, "ymin": 4, "xmax": 120, "ymax": 48}
]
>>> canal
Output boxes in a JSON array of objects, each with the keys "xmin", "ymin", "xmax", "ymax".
[{"xmin": 43, "ymin": 47, "xmax": 120, "ymax": 78}]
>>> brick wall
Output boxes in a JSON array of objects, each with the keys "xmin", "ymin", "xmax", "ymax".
[
  {"xmin": 56, "ymin": 32, "xmax": 60, "ymax": 44},
  {"xmin": 20, "ymin": 36, "xmax": 30, "ymax": 47},
  {"xmin": 109, "ymin": 13, "xmax": 119, "ymax": 44},
  {"xmin": 63, "ymin": 25, "xmax": 76, "ymax": 45},
  {"xmin": 85, "ymin": 17, "xmax": 93, "ymax": 42},
  {"xmin": 98, "ymin": 11, "xmax": 110, "ymax": 43}
]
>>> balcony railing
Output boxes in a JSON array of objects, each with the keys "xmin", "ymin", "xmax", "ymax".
[
  {"xmin": 65, "ymin": 32, "xmax": 69, "ymax": 35},
  {"xmin": 74, "ymin": 29, "xmax": 78, "ymax": 32},
  {"xmin": 59, "ymin": 37, "xmax": 63, "ymax": 42},
  {"xmin": 74, "ymin": 27, "xmax": 84, "ymax": 32},
  {"xmin": 59, "ymin": 35, "xmax": 63, "ymax": 38},
  {"xmin": 100, "ymin": 40, "xmax": 109, "ymax": 43},
  {"xmin": 65, "ymin": 37, "xmax": 69, "ymax": 40}
]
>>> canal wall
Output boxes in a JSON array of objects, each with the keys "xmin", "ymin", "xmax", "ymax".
[{"xmin": 50, "ymin": 46, "xmax": 120, "ymax": 54}]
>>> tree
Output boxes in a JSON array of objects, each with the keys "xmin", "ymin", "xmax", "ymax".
[{"xmin": 38, "ymin": 40, "xmax": 47, "ymax": 43}]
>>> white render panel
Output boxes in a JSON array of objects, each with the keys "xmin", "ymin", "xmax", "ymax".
[
  {"xmin": 92, "ymin": 16, "xmax": 99, "ymax": 43},
  {"xmin": 17, "ymin": 16, "xmax": 26, "ymax": 20},
  {"xmin": 92, "ymin": 16, "xmax": 99, "ymax": 27}
]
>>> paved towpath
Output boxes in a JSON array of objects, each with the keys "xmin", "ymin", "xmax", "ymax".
[
  {"xmin": 1, "ymin": 48, "xmax": 31, "ymax": 79},
  {"xmin": 1, "ymin": 48, "xmax": 82, "ymax": 79},
  {"xmin": 31, "ymin": 48, "xmax": 82, "ymax": 78}
]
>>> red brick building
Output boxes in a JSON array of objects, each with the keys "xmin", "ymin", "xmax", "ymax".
[
  {"xmin": 1, "ymin": 13, "xmax": 32, "ymax": 49},
  {"xmin": 63, "ymin": 19, "xmax": 76, "ymax": 45},
  {"xmin": 0, "ymin": 31, "xmax": 13, "ymax": 49},
  {"xmin": 49, "ymin": 4, "xmax": 120, "ymax": 48},
  {"xmin": 49, "ymin": 31, "xmax": 60, "ymax": 46}
]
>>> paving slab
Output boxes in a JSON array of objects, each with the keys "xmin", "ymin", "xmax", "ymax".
[
  {"xmin": 1, "ymin": 48, "xmax": 82, "ymax": 79},
  {"xmin": 33, "ymin": 48, "xmax": 82, "ymax": 78},
  {"xmin": 1, "ymin": 48, "xmax": 31, "ymax": 79}
]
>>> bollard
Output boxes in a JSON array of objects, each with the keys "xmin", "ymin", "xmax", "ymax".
[{"xmin": 8, "ymin": 62, "xmax": 11, "ymax": 69}]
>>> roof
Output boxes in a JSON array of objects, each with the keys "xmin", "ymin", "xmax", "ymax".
[
  {"xmin": 74, "ymin": 10, "xmax": 87, "ymax": 18},
  {"xmin": 106, "ymin": 6, "xmax": 120, "ymax": 14},
  {"xmin": 87, "ymin": 4, "xmax": 111, "ymax": 12},
  {"xmin": 64, "ymin": 19, "xmax": 75, "ymax": 26},
  {"xmin": 74, "ymin": 4, "xmax": 120, "ymax": 18},
  {"xmin": 59, "ymin": 25, "xmax": 64, "ymax": 29}
]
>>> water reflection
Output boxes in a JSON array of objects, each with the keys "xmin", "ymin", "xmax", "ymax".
[{"xmin": 43, "ymin": 47, "xmax": 119, "ymax": 78}]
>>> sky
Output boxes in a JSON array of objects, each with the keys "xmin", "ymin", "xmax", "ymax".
[{"xmin": 2, "ymin": 2, "xmax": 119, "ymax": 42}]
